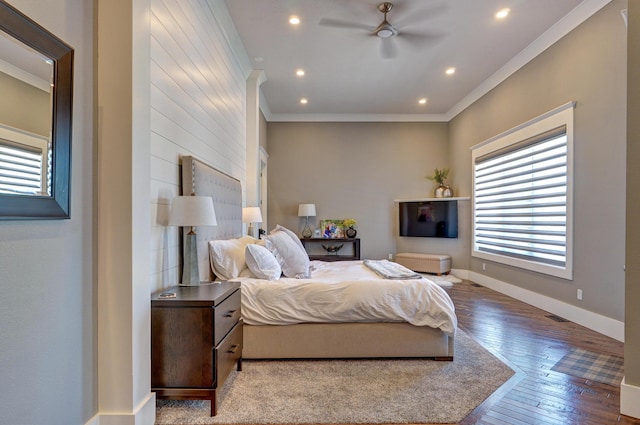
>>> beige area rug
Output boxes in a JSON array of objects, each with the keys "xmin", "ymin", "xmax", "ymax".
[
  {"xmin": 420, "ymin": 274, "xmax": 462, "ymax": 287},
  {"xmin": 155, "ymin": 330, "xmax": 514, "ymax": 424}
]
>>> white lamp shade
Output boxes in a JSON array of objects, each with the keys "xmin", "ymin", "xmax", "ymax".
[
  {"xmin": 168, "ymin": 196, "xmax": 217, "ymax": 227},
  {"xmin": 242, "ymin": 206, "xmax": 263, "ymax": 223},
  {"xmin": 298, "ymin": 203, "xmax": 316, "ymax": 217}
]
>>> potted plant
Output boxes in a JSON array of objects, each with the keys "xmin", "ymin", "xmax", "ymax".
[
  {"xmin": 343, "ymin": 218, "xmax": 357, "ymax": 238},
  {"xmin": 425, "ymin": 168, "xmax": 453, "ymax": 198}
]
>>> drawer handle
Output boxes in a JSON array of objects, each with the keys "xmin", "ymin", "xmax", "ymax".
[
  {"xmin": 228, "ymin": 344, "xmax": 239, "ymax": 354},
  {"xmin": 225, "ymin": 310, "xmax": 237, "ymax": 317}
]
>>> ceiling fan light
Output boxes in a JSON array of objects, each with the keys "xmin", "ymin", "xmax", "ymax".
[{"xmin": 376, "ymin": 22, "xmax": 396, "ymax": 38}]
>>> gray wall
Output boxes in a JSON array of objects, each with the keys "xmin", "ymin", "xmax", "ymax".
[
  {"xmin": 0, "ymin": 71, "xmax": 50, "ymax": 136},
  {"xmin": 0, "ymin": 0, "xmax": 95, "ymax": 424},
  {"xmin": 267, "ymin": 121, "xmax": 450, "ymax": 261},
  {"xmin": 450, "ymin": 0, "xmax": 627, "ymax": 322},
  {"xmin": 267, "ymin": 1, "xmax": 627, "ymax": 324},
  {"xmin": 626, "ymin": 0, "xmax": 640, "ymax": 387}
]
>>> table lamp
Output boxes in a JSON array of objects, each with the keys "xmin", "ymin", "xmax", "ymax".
[
  {"xmin": 298, "ymin": 203, "xmax": 316, "ymax": 238},
  {"xmin": 242, "ymin": 206, "xmax": 263, "ymax": 238},
  {"xmin": 169, "ymin": 195, "xmax": 217, "ymax": 286}
]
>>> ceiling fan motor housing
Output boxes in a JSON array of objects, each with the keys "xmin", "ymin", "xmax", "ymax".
[{"xmin": 375, "ymin": 2, "xmax": 397, "ymax": 38}]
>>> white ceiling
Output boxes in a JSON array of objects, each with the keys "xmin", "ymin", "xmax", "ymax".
[{"xmin": 224, "ymin": 0, "xmax": 614, "ymax": 121}]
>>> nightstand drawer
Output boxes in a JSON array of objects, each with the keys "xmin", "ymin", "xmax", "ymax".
[
  {"xmin": 215, "ymin": 321, "xmax": 243, "ymax": 386},
  {"xmin": 214, "ymin": 289, "xmax": 241, "ymax": 345}
]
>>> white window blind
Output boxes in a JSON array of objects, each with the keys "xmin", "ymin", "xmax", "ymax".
[
  {"xmin": 471, "ymin": 102, "xmax": 574, "ymax": 279},
  {"xmin": 0, "ymin": 139, "xmax": 43, "ymax": 195}
]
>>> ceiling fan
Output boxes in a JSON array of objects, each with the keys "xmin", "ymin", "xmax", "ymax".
[
  {"xmin": 319, "ymin": 2, "xmax": 432, "ymax": 59},
  {"xmin": 373, "ymin": 2, "xmax": 398, "ymax": 39}
]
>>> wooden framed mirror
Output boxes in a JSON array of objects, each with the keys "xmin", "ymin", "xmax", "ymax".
[{"xmin": 0, "ymin": 0, "xmax": 73, "ymax": 219}]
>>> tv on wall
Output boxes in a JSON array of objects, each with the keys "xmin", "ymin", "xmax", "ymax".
[{"xmin": 398, "ymin": 200, "xmax": 458, "ymax": 238}]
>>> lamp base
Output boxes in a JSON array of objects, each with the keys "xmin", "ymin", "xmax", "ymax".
[
  {"xmin": 181, "ymin": 232, "xmax": 201, "ymax": 286},
  {"xmin": 301, "ymin": 216, "xmax": 313, "ymax": 238}
]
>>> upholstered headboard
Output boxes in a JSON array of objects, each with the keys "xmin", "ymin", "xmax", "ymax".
[{"xmin": 180, "ymin": 156, "xmax": 242, "ymax": 281}]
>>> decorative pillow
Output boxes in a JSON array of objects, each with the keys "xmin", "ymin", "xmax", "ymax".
[
  {"xmin": 264, "ymin": 230, "xmax": 310, "ymax": 278},
  {"xmin": 272, "ymin": 224, "xmax": 306, "ymax": 252},
  {"xmin": 208, "ymin": 235, "xmax": 256, "ymax": 280},
  {"xmin": 245, "ymin": 244, "xmax": 282, "ymax": 280}
]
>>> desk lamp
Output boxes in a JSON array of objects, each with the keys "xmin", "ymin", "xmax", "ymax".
[{"xmin": 298, "ymin": 203, "xmax": 316, "ymax": 238}]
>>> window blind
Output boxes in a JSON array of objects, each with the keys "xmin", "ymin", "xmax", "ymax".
[
  {"xmin": 473, "ymin": 126, "xmax": 568, "ymax": 268},
  {"xmin": 0, "ymin": 139, "xmax": 43, "ymax": 195}
]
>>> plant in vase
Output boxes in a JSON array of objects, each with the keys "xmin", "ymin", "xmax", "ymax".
[
  {"xmin": 425, "ymin": 168, "xmax": 453, "ymax": 198},
  {"xmin": 343, "ymin": 218, "xmax": 357, "ymax": 238}
]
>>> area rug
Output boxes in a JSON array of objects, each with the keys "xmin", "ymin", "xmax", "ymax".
[
  {"xmin": 551, "ymin": 348, "xmax": 624, "ymax": 386},
  {"xmin": 421, "ymin": 274, "xmax": 462, "ymax": 287},
  {"xmin": 155, "ymin": 330, "xmax": 514, "ymax": 424}
]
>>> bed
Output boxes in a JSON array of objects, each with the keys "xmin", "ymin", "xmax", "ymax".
[{"xmin": 180, "ymin": 155, "xmax": 457, "ymax": 360}]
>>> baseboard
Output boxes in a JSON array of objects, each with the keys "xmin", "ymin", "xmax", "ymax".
[
  {"xmin": 85, "ymin": 392, "xmax": 156, "ymax": 425},
  {"xmin": 621, "ymin": 377, "xmax": 640, "ymax": 419},
  {"xmin": 467, "ymin": 271, "xmax": 624, "ymax": 342},
  {"xmin": 451, "ymin": 269, "xmax": 469, "ymax": 280}
]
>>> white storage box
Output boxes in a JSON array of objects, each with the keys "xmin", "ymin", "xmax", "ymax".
[{"xmin": 395, "ymin": 253, "xmax": 451, "ymax": 275}]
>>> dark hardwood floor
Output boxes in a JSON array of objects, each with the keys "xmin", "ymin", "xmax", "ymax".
[{"xmin": 444, "ymin": 280, "xmax": 638, "ymax": 425}]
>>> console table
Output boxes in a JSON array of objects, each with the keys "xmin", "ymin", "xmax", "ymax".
[
  {"xmin": 151, "ymin": 281, "xmax": 242, "ymax": 416},
  {"xmin": 301, "ymin": 238, "xmax": 361, "ymax": 261}
]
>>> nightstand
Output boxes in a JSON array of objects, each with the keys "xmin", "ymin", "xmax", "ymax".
[
  {"xmin": 300, "ymin": 238, "xmax": 361, "ymax": 261},
  {"xmin": 151, "ymin": 281, "xmax": 242, "ymax": 416}
]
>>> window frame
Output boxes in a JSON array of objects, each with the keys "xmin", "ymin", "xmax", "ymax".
[{"xmin": 471, "ymin": 102, "xmax": 575, "ymax": 280}]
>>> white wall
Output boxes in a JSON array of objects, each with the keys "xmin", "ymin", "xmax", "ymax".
[
  {"xmin": 0, "ymin": 0, "xmax": 95, "ymax": 424},
  {"xmin": 149, "ymin": 0, "xmax": 251, "ymax": 292}
]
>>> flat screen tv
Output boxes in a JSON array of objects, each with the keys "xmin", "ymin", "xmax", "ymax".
[{"xmin": 399, "ymin": 200, "xmax": 458, "ymax": 238}]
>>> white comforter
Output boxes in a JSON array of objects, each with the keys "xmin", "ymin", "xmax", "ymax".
[{"xmin": 236, "ymin": 260, "xmax": 457, "ymax": 335}]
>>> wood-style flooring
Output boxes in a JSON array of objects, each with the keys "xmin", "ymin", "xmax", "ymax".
[{"xmin": 443, "ymin": 280, "xmax": 638, "ymax": 425}]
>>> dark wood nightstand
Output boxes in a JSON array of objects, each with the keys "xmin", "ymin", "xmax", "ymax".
[
  {"xmin": 151, "ymin": 281, "xmax": 242, "ymax": 416},
  {"xmin": 301, "ymin": 238, "xmax": 361, "ymax": 261}
]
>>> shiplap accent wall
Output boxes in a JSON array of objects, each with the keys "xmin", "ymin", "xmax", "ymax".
[{"xmin": 149, "ymin": 0, "xmax": 250, "ymax": 291}]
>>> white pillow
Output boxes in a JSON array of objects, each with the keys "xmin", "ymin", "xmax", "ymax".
[
  {"xmin": 245, "ymin": 244, "xmax": 282, "ymax": 280},
  {"xmin": 264, "ymin": 230, "xmax": 310, "ymax": 278},
  {"xmin": 208, "ymin": 235, "xmax": 256, "ymax": 280},
  {"xmin": 272, "ymin": 224, "xmax": 306, "ymax": 252}
]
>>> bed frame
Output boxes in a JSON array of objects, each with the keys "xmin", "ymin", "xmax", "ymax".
[{"xmin": 181, "ymin": 155, "xmax": 454, "ymax": 360}]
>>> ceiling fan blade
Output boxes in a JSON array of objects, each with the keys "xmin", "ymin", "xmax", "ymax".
[
  {"xmin": 318, "ymin": 18, "xmax": 374, "ymax": 32},
  {"xmin": 398, "ymin": 31, "xmax": 445, "ymax": 48},
  {"xmin": 393, "ymin": 3, "xmax": 448, "ymax": 28},
  {"xmin": 380, "ymin": 37, "xmax": 398, "ymax": 59}
]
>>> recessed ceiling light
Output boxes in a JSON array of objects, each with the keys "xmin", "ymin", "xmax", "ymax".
[
  {"xmin": 289, "ymin": 16, "xmax": 300, "ymax": 25},
  {"xmin": 445, "ymin": 67, "xmax": 456, "ymax": 75},
  {"xmin": 254, "ymin": 57, "xmax": 264, "ymax": 63},
  {"xmin": 296, "ymin": 69, "xmax": 305, "ymax": 77},
  {"xmin": 496, "ymin": 8, "xmax": 510, "ymax": 19},
  {"xmin": 418, "ymin": 98, "xmax": 427, "ymax": 105},
  {"xmin": 300, "ymin": 98, "xmax": 308, "ymax": 104}
]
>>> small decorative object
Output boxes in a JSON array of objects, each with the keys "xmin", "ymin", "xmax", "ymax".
[
  {"xmin": 425, "ymin": 168, "xmax": 453, "ymax": 198},
  {"xmin": 322, "ymin": 243, "xmax": 344, "ymax": 255},
  {"xmin": 343, "ymin": 218, "xmax": 357, "ymax": 238},
  {"xmin": 321, "ymin": 219, "xmax": 345, "ymax": 238}
]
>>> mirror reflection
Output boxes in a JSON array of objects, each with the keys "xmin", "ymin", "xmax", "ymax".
[{"xmin": 0, "ymin": 28, "xmax": 54, "ymax": 196}]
